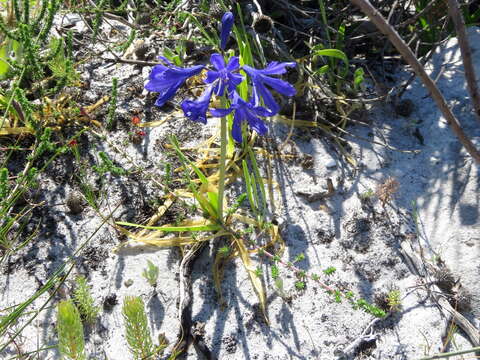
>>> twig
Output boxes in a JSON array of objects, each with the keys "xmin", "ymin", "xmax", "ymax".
[
  {"xmin": 105, "ymin": 57, "xmax": 161, "ymax": 67},
  {"xmin": 351, "ymin": 0, "xmax": 480, "ymax": 164},
  {"xmin": 396, "ymin": 0, "xmax": 437, "ymax": 28},
  {"xmin": 418, "ymin": 346, "xmax": 480, "ymax": 360},
  {"xmin": 447, "ymin": 0, "xmax": 480, "ymax": 123},
  {"xmin": 336, "ymin": 317, "xmax": 381, "ymax": 359},
  {"xmin": 103, "ymin": 12, "xmax": 140, "ymax": 30},
  {"xmin": 399, "ymin": 241, "xmax": 480, "ymax": 348}
]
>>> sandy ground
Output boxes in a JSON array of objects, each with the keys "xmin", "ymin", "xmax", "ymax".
[{"xmin": 1, "ymin": 16, "xmax": 479, "ymax": 360}]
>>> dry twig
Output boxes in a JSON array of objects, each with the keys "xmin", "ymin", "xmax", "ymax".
[
  {"xmin": 447, "ymin": 0, "xmax": 480, "ymax": 123},
  {"xmin": 351, "ymin": 0, "xmax": 480, "ymax": 164}
]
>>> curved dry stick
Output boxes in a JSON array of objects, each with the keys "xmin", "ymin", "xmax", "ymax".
[
  {"xmin": 351, "ymin": 0, "xmax": 480, "ymax": 164},
  {"xmin": 447, "ymin": 0, "xmax": 480, "ymax": 123}
]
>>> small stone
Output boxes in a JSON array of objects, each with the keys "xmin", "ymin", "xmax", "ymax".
[
  {"xmin": 93, "ymin": 335, "xmax": 103, "ymax": 345},
  {"xmin": 103, "ymin": 294, "xmax": 118, "ymax": 311},
  {"xmin": 395, "ymin": 99, "xmax": 414, "ymax": 117},
  {"xmin": 325, "ymin": 159, "xmax": 337, "ymax": 169},
  {"xmin": 134, "ymin": 41, "xmax": 149, "ymax": 60},
  {"xmin": 66, "ymin": 191, "xmax": 84, "ymax": 215},
  {"xmin": 124, "ymin": 279, "xmax": 134, "ymax": 287}
]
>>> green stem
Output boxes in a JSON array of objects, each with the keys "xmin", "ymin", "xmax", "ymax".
[{"xmin": 217, "ymin": 115, "xmax": 227, "ymax": 222}]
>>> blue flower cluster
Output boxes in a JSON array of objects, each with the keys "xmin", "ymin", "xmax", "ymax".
[{"xmin": 145, "ymin": 12, "xmax": 296, "ymax": 142}]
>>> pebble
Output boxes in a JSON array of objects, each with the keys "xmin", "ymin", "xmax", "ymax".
[
  {"xmin": 395, "ymin": 99, "xmax": 414, "ymax": 117},
  {"xmin": 325, "ymin": 159, "xmax": 337, "ymax": 169},
  {"xmin": 66, "ymin": 191, "xmax": 84, "ymax": 215}
]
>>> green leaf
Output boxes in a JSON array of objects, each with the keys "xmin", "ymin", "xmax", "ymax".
[
  {"xmin": 354, "ymin": 67, "xmax": 365, "ymax": 91},
  {"xmin": 242, "ymin": 159, "xmax": 258, "ymax": 215},
  {"xmin": 0, "ymin": 45, "xmax": 10, "ymax": 79},
  {"xmin": 170, "ymin": 136, "xmax": 208, "ymax": 185},
  {"xmin": 314, "ymin": 49, "xmax": 349, "ymax": 66},
  {"xmin": 315, "ymin": 64, "xmax": 330, "ymax": 75}
]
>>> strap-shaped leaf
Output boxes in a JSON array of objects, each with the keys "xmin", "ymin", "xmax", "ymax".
[{"xmin": 234, "ymin": 237, "xmax": 268, "ymax": 323}]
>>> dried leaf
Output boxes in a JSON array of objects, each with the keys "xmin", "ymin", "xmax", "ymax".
[{"xmin": 234, "ymin": 238, "xmax": 268, "ymax": 323}]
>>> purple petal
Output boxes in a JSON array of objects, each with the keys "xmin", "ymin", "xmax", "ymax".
[
  {"xmin": 210, "ymin": 53, "xmax": 226, "ymax": 71},
  {"xmin": 168, "ymin": 65, "xmax": 205, "ymax": 78},
  {"xmin": 229, "ymin": 73, "xmax": 244, "ymax": 86},
  {"xmin": 226, "ymin": 56, "xmax": 240, "ymax": 71},
  {"xmin": 231, "ymin": 111, "xmax": 244, "ymax": 143},
  {"xmin": 154, "ymin": 83, "xmax": 182, "ymax": 107},
  {"xmin": 220, "ymin": 12, "xmax": 234, "ymax": 50},
  {"xmin": 214, "ymin": 81, "xmax": 226, "ymax": 97},
  {"xmin": 252, "ymin": 105, "xmax": 275, "ymax": 117},
  {"xmin": 261, "ymin": 76, "xmax": 296, "ymax": 97},
  {"xmin": 231, "ymin": 91, "xmax": 246, "ymax": 106},
  {"xmin": 260, "ymin": 61, "xmax": 296, "ymax": 75},
  {"xmin": 242, "ymin": 65, "xmax": 258, "ymax": 79},
  {"xmin": 145, "ymin": 63, "xmax": 204, "ymax": 108},
  {"xmin": 158, "ymin": 56, "xmax": 174, "ymax": 66},
  {"xmin": 146, "ymin": 71, "xmax": 183, "ymax": 92},
  {"xmin": 253, "ymin": 80, "xmax": 280, "ymax": 113},
  {"xmin": 205, "ymin": 70, "xmax": 220, "ymax": 84},
  {"xmin": 181, "ymin": 85, "xmax": 214, "ymax": 124},
  {"xmin": 211, "ymin": 107, "xmax": 234, "ymax": 117},
  {"xmin": 246, "ymin": 112, "xmax": 268, "ymax": 136},
  {"xmin": 149, "ymin": 64, "xmax": 168, "ymax": 80}
]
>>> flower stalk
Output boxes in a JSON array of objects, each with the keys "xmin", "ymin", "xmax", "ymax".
[{"xmin": 218, "ymin": 113, "xmax": 228, "ymax": 222}]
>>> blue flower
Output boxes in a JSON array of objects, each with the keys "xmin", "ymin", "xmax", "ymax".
[
  {"xmin": 211, "ymin": 92, "xmax": 273, "ymax": 143},
  {"xmin": 145, "ymin": 56, "xmax": 204, "ymax": 107},
  {"xmin": 242, "ymin": 61, "xmax": 296, "ymax": 113},
  {"xmin": 205, "ymin": 53, "xmax": 244, "ymax": 98},
  {"xmin": 220, "ymin": 12, "xmax": 234, "ymax": 50},
  {"xmin": 181, "ymin": 84, "xmax": 215, "ymax": 124}
]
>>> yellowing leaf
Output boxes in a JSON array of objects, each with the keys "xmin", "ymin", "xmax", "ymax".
[
  {"xmin": 234, "ymin": 238, "xmax": 268, "ymax": 323},
  {"xmin": 0, "ymin": 126, "xmax": 34, "ymax": 135}
]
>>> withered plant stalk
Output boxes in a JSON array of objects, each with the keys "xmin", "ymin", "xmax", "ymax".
[{"xmin": 352, "ymin": 0, "xmax": 480, "ymax": 164}]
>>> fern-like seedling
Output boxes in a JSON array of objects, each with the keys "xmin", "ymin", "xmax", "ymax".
[
  {"xmin": 57, "ymin": 300, "xmax": 86, "ymax": 360},
  {"xmin": 107, "ymin": 77, "xmax": 118, "ymax": 129},
  {"xmin": 0, "ymin": 168, "xmax": 9, "ymax": 203},
  {"xmin": 142, "ymin": 260, "xmax": 159, "ymax": 287},
  {"xmin": 73, "ymin": 276, "xmax": 99, "ymax": 325},
  {"xmin": 122, "ymin": 296, "xmax": 155, "ymax": 360}
]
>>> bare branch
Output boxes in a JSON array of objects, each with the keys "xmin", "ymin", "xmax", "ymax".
[
  {"xmin": 351, "ymin": 0, "xmax": 480, "ymax": 163},
  {"xmin": 447, "ymin": 0, "xmax": 480, "ymax": 123}
]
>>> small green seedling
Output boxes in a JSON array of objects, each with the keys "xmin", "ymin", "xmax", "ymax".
[
  {"xmin": 123, "ymin": 296, "xmax": 162, "ymax": 360},
  {"xmin": 142, "ymin": 260, "xmax": 159, "ymax": 287},
  {"xmin": 387, "ymin": 289, "xmax": 402, "ymax": 312},
  {"xmin": 93, "ymin": 151, "xmax": 126, "ymax": 176},
  {"xmin": 271, "ymin": 264, "xmax": 279, "ymax": 279},
  {"xmin": 323, "ymin": 266, "xmax": 336, "ymax": 276},
  {"xmin": 72, "ymin": 276, "xmax": 99, "ymax": 325},
  {"xmin": 107, "ymin": 77, "xmax": 118, "ymax": 129},
  {"xmin": 57, "ymin": 300, "xmax": 86, "ymax": 360},
  {"xmin": 218, "ymin": 246, "xmax": 231, "ymax": 258},
  {"xmin": 293, "ymin": 253, "xmax": 305, "ymax": 263},
  {"xmin": 295, "ymin": 281, "xmax": 306, "ymax": 290},
  {"xmin": 359, "ymin": 189, "xmax": 374, "ymax": 201}
]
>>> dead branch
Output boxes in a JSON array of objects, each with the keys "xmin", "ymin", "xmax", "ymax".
[
  {"xmin": 351, "ymin": 0, "xmax": 480, "ymax": 164},
  {"xmin": 447, "ymin": 0, "xmax": 480, "ymax": 124}
]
